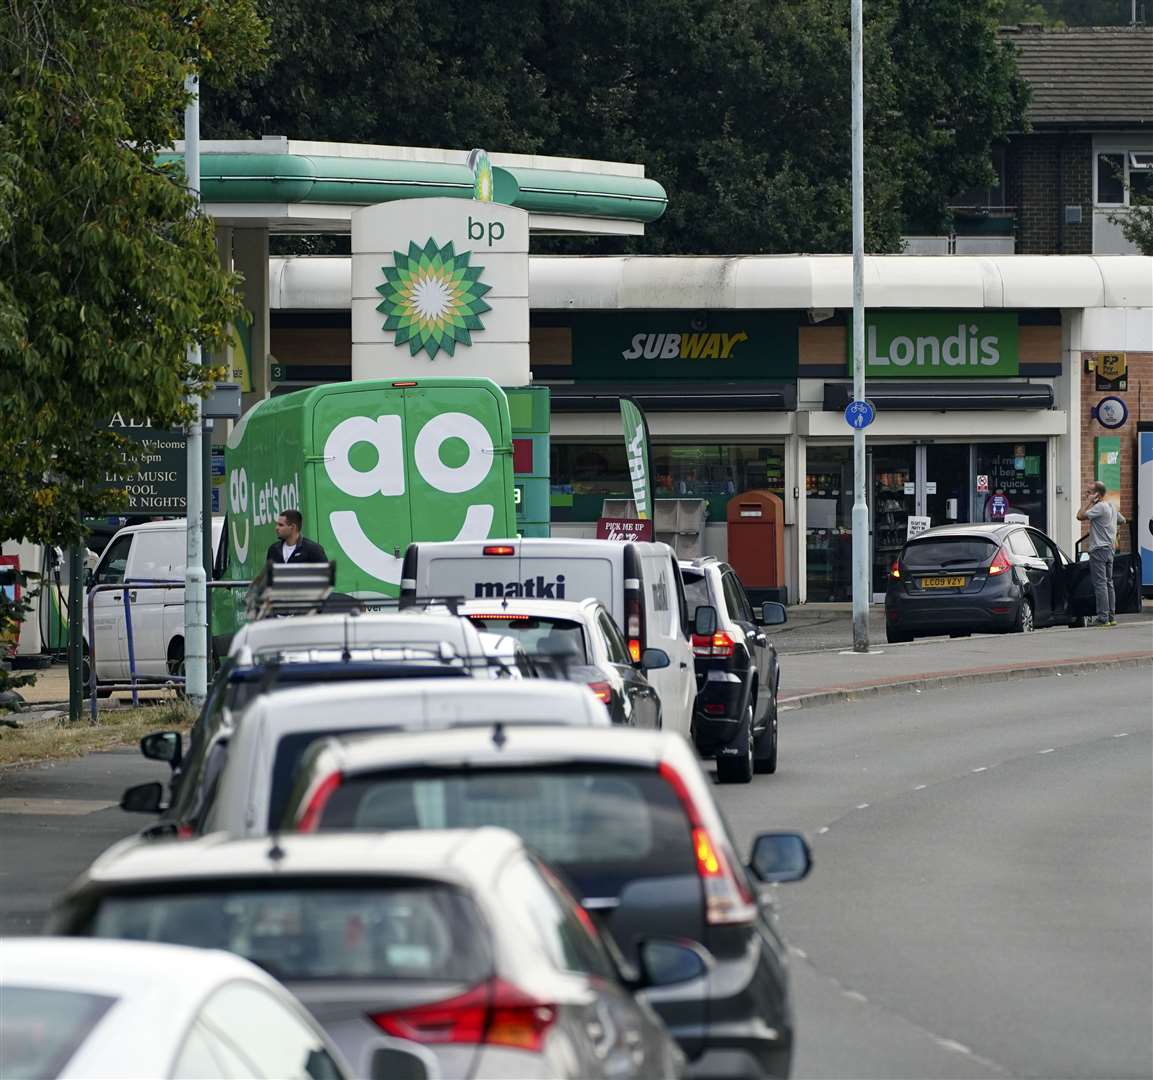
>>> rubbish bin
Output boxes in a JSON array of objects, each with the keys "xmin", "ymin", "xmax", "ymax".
[{"xmin": 726, "ymin": 490, "xmax": 787, "ymax": 604}]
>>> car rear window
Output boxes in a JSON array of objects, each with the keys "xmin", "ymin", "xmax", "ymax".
[
  {"xmin": 270, "ymin": 731, "xmax": 362, "ymax": 829},
  {"xmin": 317, "ymin": 766, "xmax": 697, "ymax": 892},
  {"xmin": 902, "ymin": 537, "xmax": 999, "ymax": 569},
  {"xmin": 0, "ymin": 986, "xmax": 116, "ymax": 1080},
  {"xmin": 680, "ymin": 570, "xmax": 710, "ymax": 611},
  {"xmin": 466, "ymin": 615, "xmax": 588, "ymax": 662},
  {"xmin": 86, "ymin": 884, "xmax": 490, "ymax": 984}
]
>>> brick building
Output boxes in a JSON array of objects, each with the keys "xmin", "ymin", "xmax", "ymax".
[{"xmin": 996, "ymin": 25, "xmax": 1153, "ymax": 256}]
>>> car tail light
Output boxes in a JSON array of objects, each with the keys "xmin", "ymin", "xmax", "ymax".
[
  {"xmin": 296, "ymin": 771, "xmax": 342, "ymax": 833},
  {"xmin": 987, "ymin": 546, "xmax": 1012, "ymax": 576},
  {"xmin": 587, "ymin": 680, "xmax": 613, "ymax": 705},
  {"xmin": 483, "ymin": 545, "xmax": 515, "ymax": 556},
  {"xmin": 371, "ymin": 978, "xmax": 556, "ymax": 1052},
  {"xmin": 625, "ymin": 582, "xmax": 643, "ymax": 663},
  {"xmin": 692, "ymin": 631, "xmax": 735, "ymax": 658},
  {"xmin": 468, "ymin": 614, "xmax": 531, "ymax": 621},
  {"xmin": 658, "ymin": 761, "xmax": 757, "ymax": 926},
  {"xmin": 889, "ymin": 559, "xmax": 901, "ymax": 580}
]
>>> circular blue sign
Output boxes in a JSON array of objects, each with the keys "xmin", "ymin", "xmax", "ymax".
[
  {"xmin": 844, "ymin": 399, "xmax": 876, "ymax": 429},
  {"xmin": 1093, "ymin": 396, "xmax": 1128, "ymax": 429}
]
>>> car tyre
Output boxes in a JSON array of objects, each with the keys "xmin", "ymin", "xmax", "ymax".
[
  {"xmin": 886, "ymin": 627, "xmax": 913, "ymax": 644},
  {"xmin": 717, "ymin": 703, "xmax": 754, "ymax": 784},
  {"xmin": 1015, "ymin": 597, "xmax": 1035, "ymax": 634},
  {"xmin": 81, "ymin": 650, "xmax": 113, "ymax": 699},
  {"xmin": 1067, "ymin": 614, "xmax": 1088, "ymax": 629},
  {"xmin": 167, "ymin": 639, "xmax": 186, "ymax": 698},
  {"xmin": 754, "ymin": 697, "xmax": 778, "ymax": 775},
  {"xmin": 949, "ymin": 631, "xmax": 972, "ymax": 639}
]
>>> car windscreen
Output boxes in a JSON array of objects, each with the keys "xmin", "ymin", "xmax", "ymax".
[
  {"xmin": 317, "ymin": 766, "xmax": 697, "ymax": 894},
  {"xmin": 86, "ymin": 883, "xmax": 491, "ymax": 984},
  {"xmin": 465, "ymin": 615, "xmax": 588, "ymax": 662},
  {"xmin": 0, "ymin": 986, "xmax": 116, "ymax": 1080},
  {"xmin": 902, "ymin": 537, "xmax": 1000, "ymax": 569},
  {"xmin": 680, "ymin": 569, "xmax": 710, "ymax": 612}
]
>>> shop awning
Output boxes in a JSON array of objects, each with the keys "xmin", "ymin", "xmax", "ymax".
[
  {"xmin": 546, "ymin": 382, "xmax": 797, "ymax": 412},
  {"xmin": 822, "ymin": 382, "xmax": 1054, "ymax": 411}
]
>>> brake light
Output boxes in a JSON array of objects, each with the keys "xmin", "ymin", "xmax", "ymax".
[
  {"xmin": 658, "ymin": 762, "xmax": 757, "ymax": 926},
  {"xmin": 371, "ymin": 979, "xmax": 556, "ymax": 1052},
  {"xmin": 692, "ymin": 631, "xmax": 735, "ymax": 658},
  {"xmin": 391, "ymin": 381, "xmax": 418, "ymax": 387},
  {"xmin": 468, "ymin": 614, "xmax": 531, "ymax": 621},
  {"xmin": 296, "ymin": 771, "xmax": 342, "ymax": 833},
  {"xmin": 587, "ymin": 680, "xmax": 613, "ymax": 705},
  {"xmin": 483, "ymin": 545, "xmax": 515, "ymax": 556},
  {"xmin": 625, "ymin": 581, "xmax": 644, "ymax": 663},
  {"xmin": 890, "ymin": 560, "xmax": 901, "ymax": 580},
  {"xmin": 987, "ymin": 546, "xmax": 1012, "ymax": 576}
]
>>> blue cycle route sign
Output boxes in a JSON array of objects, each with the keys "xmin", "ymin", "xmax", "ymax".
[{"xmin": 845, "ymin": 400, "xmax": 876, "ymax": 429}]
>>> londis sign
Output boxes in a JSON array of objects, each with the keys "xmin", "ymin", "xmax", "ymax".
[{"xmin": 849, "ymin": 313, "xmax": 1019, "ymax": 377}]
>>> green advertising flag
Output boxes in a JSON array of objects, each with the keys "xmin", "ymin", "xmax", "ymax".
[{"xmin": 619, "ymin": 398, "xmax": 653, "ymax": 520}]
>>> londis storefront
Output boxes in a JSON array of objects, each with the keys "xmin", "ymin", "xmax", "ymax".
[{"xmin": 267, "ymin": 253, "xmax": 1150, "ymax": 604}]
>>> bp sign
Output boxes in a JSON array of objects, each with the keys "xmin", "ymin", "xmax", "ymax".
[{"xmin": 849, "ymin": 313, "xmax": 1019, "ymax": 377}]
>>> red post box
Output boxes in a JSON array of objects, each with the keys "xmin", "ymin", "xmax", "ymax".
[{"xmin": 726, "ymin": 490, "xmax": 786, "ymax": 600}]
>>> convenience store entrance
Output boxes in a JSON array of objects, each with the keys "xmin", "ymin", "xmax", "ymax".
[{"xmin": 806, "ymin": 441, "xmax": 1049, "ymax": 601}]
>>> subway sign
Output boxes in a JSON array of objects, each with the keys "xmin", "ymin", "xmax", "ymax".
[{"xmin": 849, "ymin": 313, "xmax": 1019, "ymax": 377}]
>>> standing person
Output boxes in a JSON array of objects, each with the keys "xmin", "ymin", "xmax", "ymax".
[
  {"xmin": 265, "ymin": 509, "xmax": 328, "ymax": 565},
  {"xmin": 1076, "ymin": 481, "xmax": 1120, "ymax": 626}
]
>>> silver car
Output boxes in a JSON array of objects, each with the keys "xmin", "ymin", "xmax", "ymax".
[{"xmin": 50, "ymin": 830, "xmax": 693, "ymax": 1080}]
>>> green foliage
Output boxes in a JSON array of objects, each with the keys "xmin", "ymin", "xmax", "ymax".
[
  {"xmin": 0, "ymin": 0, "xmax": 268, "ymax": 547},
  {"xmin": 203, "ymin": 0, "xmax": 1026, "ymax": 256},
  {"xmin": 1109, "ymin": 197, "xmax": 1153, "ymax": 254}
]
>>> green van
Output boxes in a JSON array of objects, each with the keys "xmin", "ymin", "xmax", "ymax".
[{"xmin": 213, "ymin": 378, "xmax": 515, "ymax": 638}]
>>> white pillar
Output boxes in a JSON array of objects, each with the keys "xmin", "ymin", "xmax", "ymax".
[
  {"xmin": 1052, "ymin": 310, "xmax": 1082, "ymax": 553},
  {"xmin": 234, "ymin": 228, "xmax": 270, "ymax": 409}
]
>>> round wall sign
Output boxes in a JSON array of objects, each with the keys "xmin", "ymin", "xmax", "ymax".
[{"xmin": 1093, "ymin": 396, "xmax": 1129, "ymax": 429}]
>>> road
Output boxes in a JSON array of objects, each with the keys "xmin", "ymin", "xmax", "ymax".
[
  {"xmin": 716, "ymin": 666, "xmax": 1153, "ymax": 1080},
  {"xmin": 1, "ymin": 668, "xmax": 1150, "ymax": 1079}
]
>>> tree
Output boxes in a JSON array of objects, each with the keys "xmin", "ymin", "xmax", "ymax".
[
  {"xmin": 1109, "ymin": 197, "xmax": 1153, "ymax": 254},
  {"xmin": 0, "ymin": 0, "xmax": 268, "ymax": 547},
  {"xmin": 203, "ymin": 0, "xmax": 1026, "ymax": 256}
]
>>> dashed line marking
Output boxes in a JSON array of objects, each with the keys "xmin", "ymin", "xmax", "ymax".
[
  {"xmin": 972, "ymin": 766, "xmax": 988, "ymax": 773},
  {"xmin": 843, "ymin": 990, "xmax": 868, "ymax": 1003},
  {"xmin": 1038, "ymin": 748, "xmax": 1055, "ymax": 754},
  {"xmin": 1114, "ymin": 732, "xmax": 1129, "ymax": 738},
  {"xmin": 936, "ymin": 1038, "xmax": 974, "ymax": 1055},
  {"xmin": 856, "ymin": 803, "xmax": 870, "ymax": 810},
  {"xmin": 790, "ymin": 947, "xmax": 808, "ymax": 959},
  {"xmin": 817, "ymin": 826, "xmax": 830, "ymax": 835},
  {"xmin": 914, "ymin": 783, "xmax": 927, "ymax": 790}
]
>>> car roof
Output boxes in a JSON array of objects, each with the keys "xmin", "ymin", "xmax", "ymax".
[
  {"xmin": 74, "ymin": 829, "xmax": 525, "ymax": 895},
  {"xmin": 112, "ymin": 517, "xmax": 224, "ymax": 536},
  {"xmin": 458, "ymin": 598, "xmax": 599, "ymax": 620},
  {"xmin": 324, "ymin": 723, "xmax": 685, "ymax": 777},
  {"xmin": 907, "ymin": 523, "xmax": 1016, "ymax": 540},
  {"xmin": 228, "ymin": 611, "xmax": 480, "ymax": 657},
  {"xmin": 240, "ymin": 677, "xmax": 610, "ymax": 734}
]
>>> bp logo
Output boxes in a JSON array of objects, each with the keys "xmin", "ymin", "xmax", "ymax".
[{"xmin": 376, "ymin": 239, "xmax": 492, "ymax": 359}]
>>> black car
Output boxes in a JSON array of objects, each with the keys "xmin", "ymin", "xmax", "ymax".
[
  {"xmin": 884, "ymin": 521, "xmax": 1141, "ymax": 643},
  {"xmin": 460, "ymin": 597, "xmax": 665, "ymax": 728},
  {"xmin": 680, "ymin": 558, "xmax": 786, "ymax": 784}
]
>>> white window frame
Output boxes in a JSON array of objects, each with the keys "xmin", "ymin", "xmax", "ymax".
[{"xmin": 1093, "ymin": 137, "xmax": 1153, "ymax": 207}]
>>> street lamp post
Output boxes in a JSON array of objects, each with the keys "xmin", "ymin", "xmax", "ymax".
[{"xmin": 850, "ymin": 0, "xmax": 870, "ymax": 652}]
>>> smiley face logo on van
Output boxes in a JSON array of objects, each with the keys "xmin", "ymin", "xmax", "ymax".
[{"xmin": 323, "ymin": 411, "xmax": 498, "ymax": 586}]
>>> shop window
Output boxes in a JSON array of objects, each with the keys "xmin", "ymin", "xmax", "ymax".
[
  {"xmin": 974, "ymin": 443, "xmax": 1046, "ymax": 528},
  {"xmin": 805, "ymin": 448, "xmax": 853, "ymax": 603},
  {"xmin": 550, "ymin": 443, "xmax": 784, "ymax": 523}
]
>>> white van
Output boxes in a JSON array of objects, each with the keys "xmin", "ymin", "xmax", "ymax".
[
  {"xmin": 88, "ymin": 519, "xmax": 224, "ymax": 690},
  {"xmin": 399, "ymin": 538, "xmax": 697, "ymax": 737}
]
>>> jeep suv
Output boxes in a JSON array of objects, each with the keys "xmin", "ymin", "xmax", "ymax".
[{"xmin": 679, "ymin": 559, "xmax": 786, "ymax": 783}]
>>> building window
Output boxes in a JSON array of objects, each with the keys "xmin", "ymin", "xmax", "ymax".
[
  {"xmin": 1096, "ymin": 153, "xmax": 1125, "ymax": 205},
  {"xmin": 1096, "ymin": 149, "xmax": 1153, "ymax": 206},
  {"xmin": 550, "ymin": 442, "xmax": 784, "ymax": 523}
]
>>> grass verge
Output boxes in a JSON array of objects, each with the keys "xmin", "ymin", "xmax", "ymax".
[{"xmin": 0, "ymin": 701, "xmax": 196, "ymax": 769}]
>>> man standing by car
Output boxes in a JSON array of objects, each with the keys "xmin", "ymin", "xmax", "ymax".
[
  {"xmin": 1076, "ymin": 481, "xmax": 1121, "ymax": 626},
  {"xmin": 266, "ymin": 509, "xmax": 327, "ymax": 565}
]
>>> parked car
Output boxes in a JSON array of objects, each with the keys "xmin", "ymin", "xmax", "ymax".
[
  {"xmin": 122, "ymin": 678, "xmax": 610, "ymax": 839},
  {"xmin": 400, "ymin": 538, "xmax": 698, "ymax": 738},
  {"xmin": 460, "ymin": 598, "xmax": 665, "ymax": 727},
  {"xmin": 884, "ymin": 521, "xmax": 1141, "ymax": 643},
  {"xmin": 0, "ymin": 937, "xmax": 366, "ymax": 1079},
  {"xmin": 50, "ymin": 830, "xmax": 692, "ymax": 1080},
  {"xmin": 679, "ymin": 559, "xmax": 786, "ymax": 783},
  {"xmin": 85, "ymin": 517, "xmax": 224, "ymax": 695},
  {"xmin": 282, "ymin": 725, "xmax": 813, "ymax": 1080}
]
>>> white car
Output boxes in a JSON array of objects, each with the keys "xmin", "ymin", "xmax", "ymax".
[
  {"xmin": 0, "ymin": 937, "xmax": 369, "ymax": 1079},
  {"xmin": 124, "ymin": 677, "xmax": 610, "ymax": 839}
]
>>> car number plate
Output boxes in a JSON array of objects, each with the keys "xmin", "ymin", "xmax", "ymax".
[{"xmin": 920, "ymin": 575, "xmax": 966, "ymax": 588}]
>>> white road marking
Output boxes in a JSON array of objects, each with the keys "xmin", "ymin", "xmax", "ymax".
[
  {"xmin": 972, "ymin": 766, "xmax": 988, "ymax": 773},
  {"xmin": 789, "ymin": 947, "xmax": 808, "ymax": 959},
  {"xmin": 856, "ymin": 803, "xmax": 870, "ymax": 810},
  {"xmin": 843, "ymin": 990, "xmax": 868, "ymax": 1003},
  {"xmin": 914, "ymin": 783, "xmax": 927, "ymax": 790},
  {"xmin": 936, "ymin": 1038, "xmax": 974, "ymax": 1055},
  {"xmin": 818, "ymin": 826, "xmax": 829, "ymax": 834},
  {"xmin": 1038, "ymin": 748, "xmax": 1055, "ymax": 754},
  {"xmin": 1114, "ymin": 732, "xmax": 1129, "ymax": 738}
]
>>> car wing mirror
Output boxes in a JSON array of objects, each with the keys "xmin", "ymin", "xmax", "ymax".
[
  {"xmin": 639, "ymin": 647, "xmax": 669, "ymax": 671},
  {"xmin": 692, "ymin": 604, "xmax": 717, "ymax": 636},
  {"xmin": 759, "ymin": 601, "xmax": 787, "ymax": 626},
  {"xmin": 139, "ymin": 730, "xmax": 183, "ymax": 770},
  {"xmin": 120, "ymin": 781, "xmax": 165, "ymax": 815},
  {"xmin": 749, "ymin": 831, "xmax": 812, "ymax": 883},
  {"xmin": 633, "ymin": 937, "xmax": 711, "ymax": 990}
]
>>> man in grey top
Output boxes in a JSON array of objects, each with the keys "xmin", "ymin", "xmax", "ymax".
[{"xmin": 1076, "ymin": 481, "xmax": 1122, "ymax": 626}]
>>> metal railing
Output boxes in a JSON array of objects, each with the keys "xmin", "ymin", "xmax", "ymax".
[{"xmin": 86, "ymin": 579, "xmax": 250, "ymax": 720}]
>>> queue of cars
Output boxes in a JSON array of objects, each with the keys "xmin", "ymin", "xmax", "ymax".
[{"xmin": 9, "ymin": 537, "xmax": 813, "ymax": 1080}]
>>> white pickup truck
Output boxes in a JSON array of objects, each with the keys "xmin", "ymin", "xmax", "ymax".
[{"xmin": 87, "ymin": 519, "xmax": 223, "ymax": 692}]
